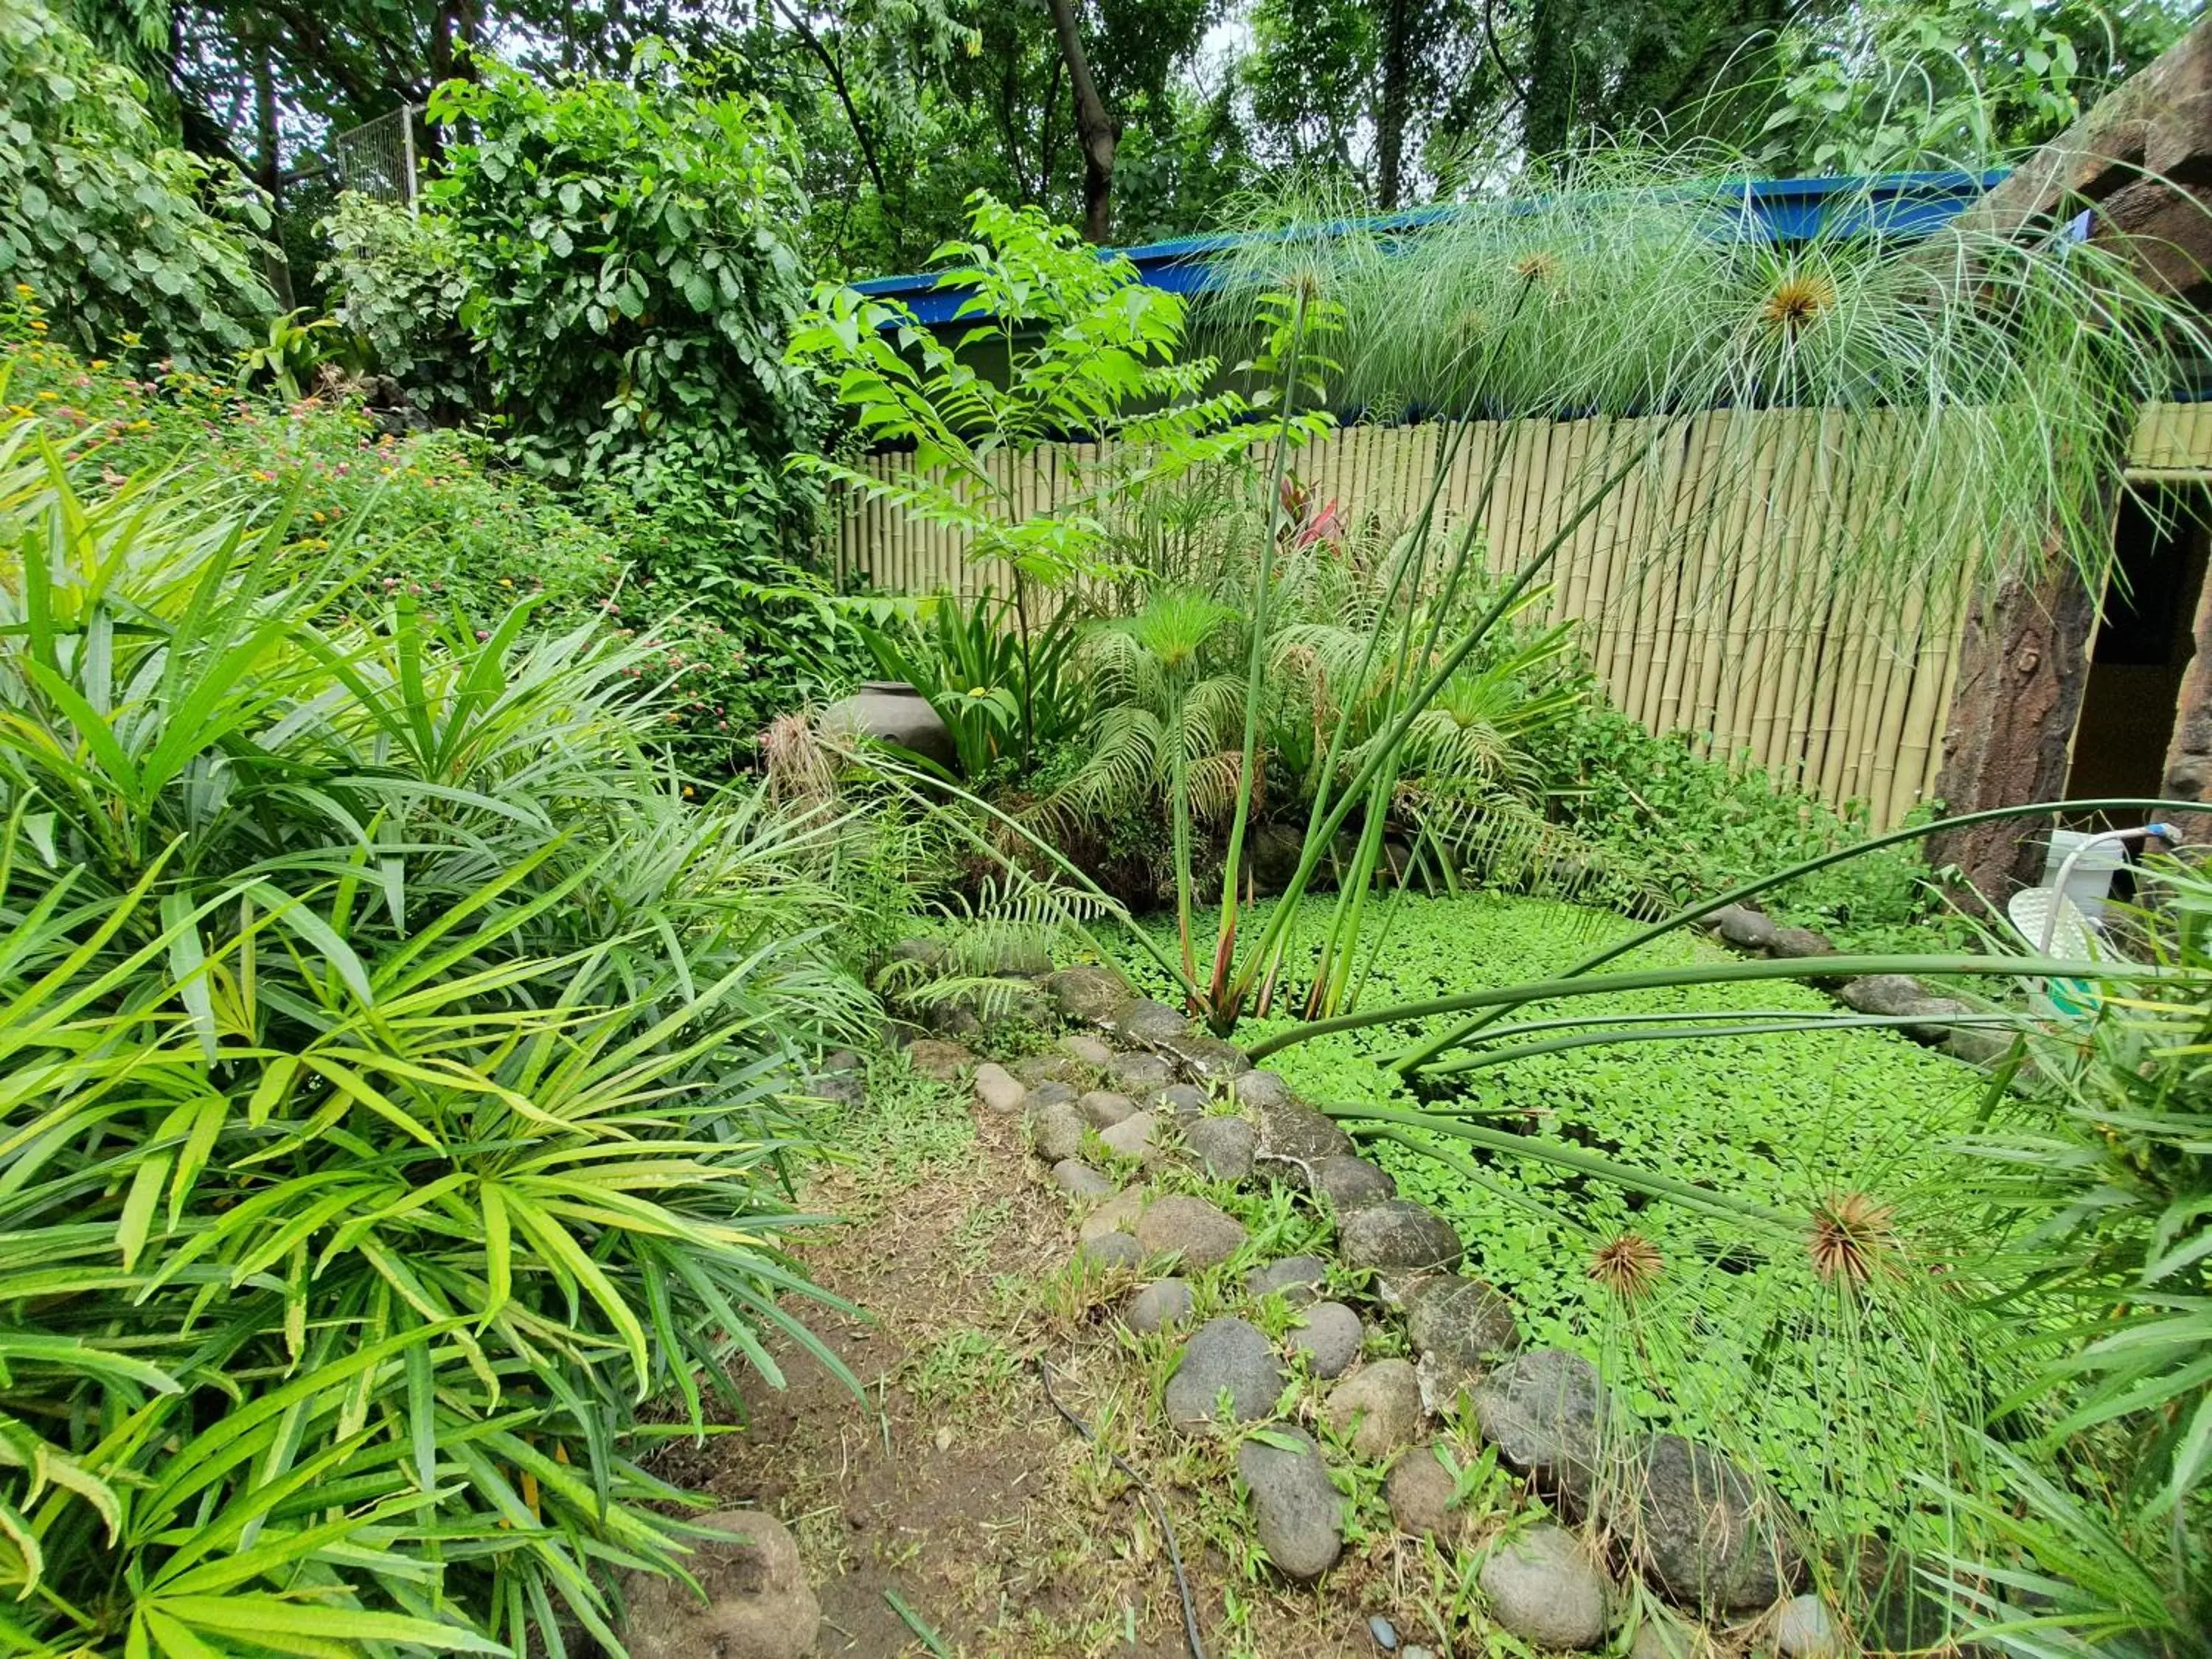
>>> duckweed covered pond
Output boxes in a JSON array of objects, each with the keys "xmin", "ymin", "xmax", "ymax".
[{"xmin": 1128, "ymin": 892, "xmax": 2029, "ymax": 1542}]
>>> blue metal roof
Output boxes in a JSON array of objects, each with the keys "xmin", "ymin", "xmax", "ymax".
[{"xmin": 852, "ymin": 170, "xmax": 2011, "ymax": 326}]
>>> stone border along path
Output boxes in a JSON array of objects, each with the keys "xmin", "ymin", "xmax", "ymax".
[{"xmin": 947, "ymin": 959, "xmax": 1846, "ymax": 1659}]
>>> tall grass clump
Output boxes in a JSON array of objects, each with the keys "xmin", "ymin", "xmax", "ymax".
[
  {"xmin": 0, "ymin": 415, "xmax": 874, "ymax": 1650},
  {"xmin": 1205, "ymin": 147, "xmax": 2198, "ymax": 614}
]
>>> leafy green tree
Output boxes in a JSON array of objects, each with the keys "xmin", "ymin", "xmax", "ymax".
[
  {"xmin": 1759, "ymin": 0, "xmax": 2197, "ymax": 172},
  {"xmin": 0, "ymin": 0, "xmax": 274, "ymax": 366},
  {"xmin": 316, "ymin": 190, "xmax": 476, "ymax": 411},
  {"xmin": 426, "ymin": 46, "xmax": 827, "ymax": 555}
]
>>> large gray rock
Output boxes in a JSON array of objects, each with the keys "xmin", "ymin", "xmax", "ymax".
[
  {"xmin": 886, "ymin": 937, "xmax": 946, "ymax": 971},
  {"xmin": 1028, "ymin": 1101, "xmax": 1085, "ymax": 1163},
  {"xmin": 1133, "ymin": 1194, "xmax": 1247, "ymax": 1270},
  {"xmin": 1230, "ymin": 1069, "xmax": 1297, "ymax": 1110},
  {"xmin": 1407, "ymin": 1276, "xmax": 1520, "ymax": 1367},
  {"xmin": 1016, "ymin": 1054, "xmax": 1091, "ymax": 1088},
  {"xmin": 804, "ymin": 1066, "xmax": 864, "ymax": 1111},
  {"xmin": 1051, "ymin": 1158, "xmax": 1114, "ymax": 1199},
  {"xmin": 1407, "ymin": 1277, "xmax": 1522, "ymax": 1411},
  {"xmin": 1840, "ymin": 975, "xmax": 1982, "ymax": 1042},
  {"xmin": 1769, "ymin": 925, "xmax": 1834, "ymax": 960},
  {"xmin": 1478, "ymin": 1524, "xmax": 1609, "ymax": 1652},
  {"xmin": 1158, "ymin": 1031, "xmax": 1249, "ymax": 1082},
  {"xmin": 1060, "ymin": 1032, "xmax": 1116, "ymax": 1067},
  {"xmin": 1385, "ymin": 1444, "xmax": 1458, "ymax": 1537},
  {"xmin": 1339, "ymin": 1202, "xmax": 1465, "ymax": 1274},
  {"xmin": 1096, "ymin": 1110, "xmax": 1161, "ymax": 1166},
  {"xmin": 1124, "ymin": 1278, "xmax": 1196, "ymax": 1335},
  {"xmin": 1147, "ymin": 1082, "xmax": 1210, "ymax": 1121},
  {"xmin": 1044, "ymin": 964, "xmax": 1134, "ymax": 1024},
  {"xmin": 1287, "ymin": 1301, "xmax": 1364, "ymax": 1378},
  {"xmin": 1256, "ymin": 1100, "xmax": 1357, "ymax": 1172},
  {"xmin": 929, "ymin": 977, "xmax": 1050, "ymax": 1028},
  {"xmin": 1235, "ymin": 1426, "xmax": 1345, "ymax": 1582},
  {"xmin": 1312, "ymin": 1155, "xmax": 1397, "ymax": 1212},
  {"xmin": 1077, "ymin": 1231, "xmax": 1144, "ymax": 1272},
  {"xmin": 1472, "ymin": 1349, "xmax": 1610, "ymax": 1510},
  {"xmin": 1837, "ymin": 974, "xmax": 1934, "ymax": 1016},
  {"xmin": 1245, "ymin": 1255, "xmax": 1329, "ymax": 1307},
  {"xmin": 972, "ymin": 1062, "xmax": 1025, "ymax": 1113},
  {"xmin": 1078, "ymin": 1089, "xmax": 1136, "ymax": 1128},
  {"xmin": 1709, "ymin": 905, "xmax": 1778, "ymax": 950},
  {"xmin": 1326, "ymin": 1360, "xmax": 1424, "ymax": 1461},
  {"xmin": 1183, "ymin": 1116, "xmax": 1256, "ymax": 1181},
  {"xmin": 1079, "ymin": 1188, "xmax": 1143, "ymax": 1241},
  {"xmin": 1901, "ymin": 997, "xmax": 1980, "ymax": 1042},
  {"xmin": 1105, "ymin": 1051, "xmax": 1175, "ymax": 1093},
  {"xmin": 1946, "ymin": 1024, "xmax": 2017, "ymax": 1065},
  {"xmin": 922, "ymin": 1001, "xmax": 983, "ymax": 1039},
  {"xmin": 905, "ymin": 1039, "xmax": 974, "ymax": 1081},
  {"xmin": 623, "ymin": 1509, "xmax": 819, "ymax": 1659},
  {"xmin": 1111, "ymin": 998, "xmax": 1191, "ymax": 1045},
  {"xmin": 1166, "ymin": 1318, "xmax": 1286, "ymax": 1427},
  {"xmin": 1022, "ymin": 1080, "xmax": 1077, "ymax": 1115},
  {"xmin": 1627, "ymin": 1434, "xmax": 1798, "ymax": 1611}
]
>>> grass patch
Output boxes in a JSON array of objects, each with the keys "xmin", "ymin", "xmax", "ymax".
[{"xmin": 822, "ymin": 1051, "xmax": 976, "ymax": 1189}]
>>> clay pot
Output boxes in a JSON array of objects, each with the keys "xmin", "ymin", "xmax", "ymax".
[{"xmin": 818, "ymin": 680, "xmax": 958, "ymax": 771}]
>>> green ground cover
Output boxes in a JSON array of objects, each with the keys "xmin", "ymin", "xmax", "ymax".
[{"xmin": 1129, "ymin": 892, "xmax": 2012, "ymax": 1541}]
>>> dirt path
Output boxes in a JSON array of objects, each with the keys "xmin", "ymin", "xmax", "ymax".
[{"xmin": 658, "ymin": 1062, "xmax": 1441, "ymax": 1659}]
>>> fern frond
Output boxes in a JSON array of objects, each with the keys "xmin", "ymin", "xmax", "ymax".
[
  {"xmin": 1401, "ymin": 785, "xmax": 1671, "ymax": 917},
  {"xmin": 1181, "ymin": 674, "xmax": 1251, "ymax": 757},
  {"xmin": 1186, "ymin": 750, "xmax": 1251, "ymax": 824},
  {"xmin": 1036, "ymin": 704, "xmax": 1165, "ymax": 833}
]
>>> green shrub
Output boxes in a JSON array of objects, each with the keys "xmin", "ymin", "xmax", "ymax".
[
  {"xmin": 0, "ymin": 307, "xmax": 859, "ymax": 772},
  {"xmin": 1949, "ymin": 860, "xmax": 2212, "ymax": 1652},
  {"xmin": 426, "ymin": 46, "xmax": 827, "ymax": 557},
  {"xmin": 4, "ymin": 299, "xmax": 619, "ymax": 618},
  {"xmin": 1543, "ymin": 703, "xmax": 1946, "ymax": 946},
  {"xmin": 0, "ymin": 421, "xmax": 873, "ymax": 1647},
  {"xmin": 317, "ymin": 191, "xmax": 478, "ymax": 414},
  {"xmin": 0, "ymin": 0, "xmax": 274, "ymax": 368}
]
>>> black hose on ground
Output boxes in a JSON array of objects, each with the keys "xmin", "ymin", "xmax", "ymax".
[{"xmin": 1037, "ymin": 1357, "xmax": 1206, "ymax": 1659}]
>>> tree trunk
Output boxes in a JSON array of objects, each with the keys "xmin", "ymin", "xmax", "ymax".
[
  {"xmin": 429, "ymin": 0, "xmax": 484, "ymax": 88},
  {"xmin": 252, "ymin": 28, "xmax": 279, "ymax": 206},
  {"xmin": 1522, "ymin": 0, "xmax": 1573, "ymax": 158},
  {"xmin": 1926, "ymin": 559, "xmax": 2101, "ymax": 905},
  {"xmin": 1377, "ymin": 0, "xmax": 1411, "ymax": 208},
  {"xmin": 1042, "ymin": 0, "xmax": 1116, "ymax": 243},
  {"xmin": 2157, "ymin": 561, "xmax": 2212, "ymax": 840}
]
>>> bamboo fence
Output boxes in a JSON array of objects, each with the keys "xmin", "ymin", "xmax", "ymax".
[{"xmin": 827, "ymin": 404, "xmax": 2212, "ymax": 831}]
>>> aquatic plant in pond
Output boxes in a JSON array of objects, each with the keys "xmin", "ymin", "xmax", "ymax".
[{"xmin": 1128, "ymin": 891, "xmax": 2050, "ymax": 1554}]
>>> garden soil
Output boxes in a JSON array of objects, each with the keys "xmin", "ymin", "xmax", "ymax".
[{"xmin": 655, "ymin": 1093, "xmax": 1396, "ymax": 1659}]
